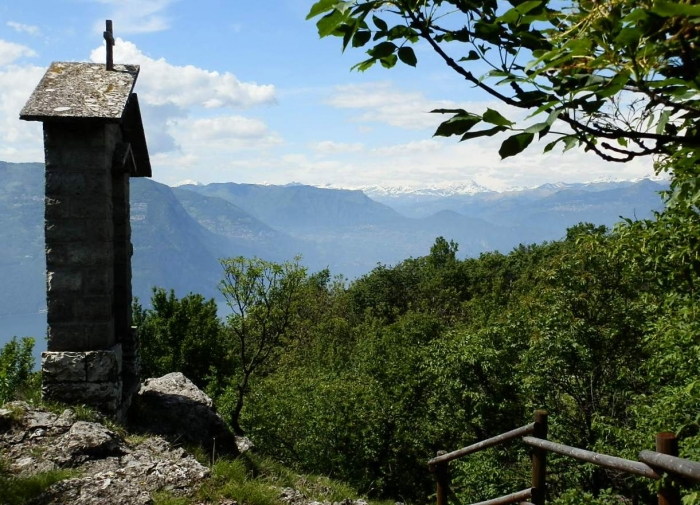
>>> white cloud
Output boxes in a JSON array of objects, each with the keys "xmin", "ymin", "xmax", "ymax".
[
  {"xmin": 90, "ymin": 0, "xmax": 176, "ymax": 34},
  {"xmin": 6, "ymin": 22, "xmax": 40, "ymax": 36},
  {"xmin": 0, "ymin": 40, "xmax": 37, "ymax": 66},
  {"xmin": 372, "ymin": 139, "xmax": 442, "ymax": 156},
  {"xmin": 0, "ymin": 64, "xmax": 46, "ymax": 162},
  {"xmin": 89, "ymin": 39, "xmax": 275, "ymax": 109},
  {"xmin": 311, "ymin": 141, "xmax": 365, "ymax": 154},
  {"xmin": 170, "ymin": 116, "xmax": 283, "ymax": 148},
  {"xmin": 326, "ymin": 81, "xmax": 513, "ymax": 131}
]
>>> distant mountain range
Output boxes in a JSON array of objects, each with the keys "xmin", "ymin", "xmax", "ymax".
[{"xmin": 0, "ymin": 160, "xmax": 667, "ymax": 351}]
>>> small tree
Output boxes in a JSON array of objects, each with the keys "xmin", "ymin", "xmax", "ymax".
[
  {"xmin": 133, "ymin": 288, "xmax": 226, "ymax": 389},
  {"xmin": 219, "ymin": 256, "xmax": 307, "ymax": 435},
  {"xmin": 0, "ymin": 337, "xmax": 34, "ymax": 405}
]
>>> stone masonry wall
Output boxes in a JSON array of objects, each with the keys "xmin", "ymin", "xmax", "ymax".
[{"xmin": 42, "ymin": 122, "xmax": 126, "ymax": 417}]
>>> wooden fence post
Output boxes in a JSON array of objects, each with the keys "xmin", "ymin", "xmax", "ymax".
[
  {"xmin": 656, "ymin": 432, "xmax": 680, "ymax": 505},
  {"xmin": 435, "ymin": 450, "xmax": 450, "ymax": 505},
  {"xmin": 531, "ymin": 410, "xmax": 548, "ymax": 505}
]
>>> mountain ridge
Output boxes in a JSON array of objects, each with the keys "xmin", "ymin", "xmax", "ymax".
[{"xmin": 0, "ymin": 161, "xmax": 667, "ymax": 354}]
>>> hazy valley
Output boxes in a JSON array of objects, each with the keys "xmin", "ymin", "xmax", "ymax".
[{"xmin": 0, "ymin": 160, "xmax": 666, "ymax": 352}]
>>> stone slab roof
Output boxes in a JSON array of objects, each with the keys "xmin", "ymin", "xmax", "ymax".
[{"xmin": 20, "ymin": 62, "xmax": 139, "ymax": 122}]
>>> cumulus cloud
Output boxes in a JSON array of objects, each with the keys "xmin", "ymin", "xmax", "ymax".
[
  {"xmin": 0, "ymin": 63, "xmax": 46, "ymax": 162},
  {"xmin": 89, "ymin": 0, "xmax": 176, "ymax": 34},
  {"xmin": 326, "ymin": 81, "xmax": 527, "ymax": 132},
  {"xmin": 327, "ymin": 82, "xmax": 473, "ymax": 130},
  {"xmin": 372, "ymin": 139, "xmax": 442, "ymax": 156},
  {"xmin": 311, "ymin": 141, "xmax": 365, "ymax": 154},
  {"xmin": 88, "ymin": 38, "xmax": 281, "ymax": 179},
  {"xmin": 0, "ymin": 40, "xmax": 37, "ymax": 66},
  {"xmin": 89, "ymin": 39, "xmax": 275, "ymax": 110},
  {"xmin": 170, "ymin": 116, "xmax": 283, "ymax": 148},
  {"xmin": 6, "ymin": 22, "xmax": 40, "ymax": 36}
]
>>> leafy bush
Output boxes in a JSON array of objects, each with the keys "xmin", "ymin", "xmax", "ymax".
[{"xmin": 0, "ymin": 337, "xmax": 35, "ymax": 405}]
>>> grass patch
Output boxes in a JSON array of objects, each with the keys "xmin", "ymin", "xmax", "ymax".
[
  {"xmin": 0, "ymin": 468, "xmax": 75, "ymax": 505},
  {"xmin": 197, "ymin": 458, "xmax": 280, "ymax": 505},
  {"xmin": 247, "ymin": 453, "xmax": 364, "ymax": 503},
  {"xmin": 151, "ymin": 490, "xmax": 191, "ymax": 505}
]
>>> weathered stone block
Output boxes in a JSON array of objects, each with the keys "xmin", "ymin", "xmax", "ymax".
[
  {"xmin": 75, "ymin": 296, "xmax": 112, "ymax": 321},
  {"xmin": 113, "ymin": 220, "xmax": 130, "ymax": 241},
  {"xmin": 70, "ymin": 198, "xmax": 113, "ymax": 219},
  {"xmin": 84, "ymin": 268, "xmax": 113, "ymax": 294},
  {"xmin": 43, "ymin": 381, "xmax": 122, "ymax": 413},
  {"xmin": 83, "ymin": 219, "xmax": 113, "ymax": 241},
  {"xmin": 45, "ymin": 220, "xmax": 86, "ymax": 242},
  {"xmin": 47, "ymin": 270, "xmax": 82, "ymax": 292},
  {"xmin": 47, "ymin": 242, "xmax": 113, "ymax": 267},
  {"xmin": 46, "ymin": 171, "xmax": 112, "ymax": 198},
  {"xmin": 86, "ymin": 345, "xmax": 122, "ymax": 382},
  {"xmin": 45, "ymin": 197, "xmax": 70, "ymax": 220},
  {"xmin": 45, "ymin": 146, "xmax": 111, "ymax": 173},
  {"xmin": 47, "ymin": 324, "xmax": 87, "ymax": 351},
  {"xmin": 42, "ymin": 352, "xmax": 86, "ymax": 382},
  {"xmin": 85, "ymin": 323, "xmax": 115, "ymax": 350},
  {"xmin": 47, "ymin": 297, "xmax": 75, "ymax": 324},
  {"xmin": 45, "ymin": 172, "xmax": 86, "ymax": 195}
]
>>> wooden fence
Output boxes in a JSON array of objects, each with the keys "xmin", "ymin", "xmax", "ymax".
[{"xmin": 428, "ymin": 411, "xmax": 700, "ymax": 505}]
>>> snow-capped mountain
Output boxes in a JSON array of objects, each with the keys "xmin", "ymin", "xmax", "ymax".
[{"xmin": 316, "ymin": 176, "xmax": 668, "ymax": 201}]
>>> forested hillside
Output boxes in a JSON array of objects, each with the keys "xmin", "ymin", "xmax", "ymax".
[{"xmin": 133, "ymin": 210, "xmax": 700, "ymax": 504}]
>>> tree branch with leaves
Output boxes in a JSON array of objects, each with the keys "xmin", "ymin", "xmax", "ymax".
[
  {"xmin": 218, "ymin": 256, "xmax": 307, "ymax": 435},
  {"xmin": 308, "ymin": 0, "xmax": 700, "ymax": 205}
]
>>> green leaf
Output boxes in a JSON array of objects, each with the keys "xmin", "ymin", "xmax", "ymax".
[
  {"xmin": 380, "ymin": 54, "xmax": 398, "ymax": 69},
  {"xmin": 306, "ymin": 0, "xmax": 338, "ymax": 20},
  {"xmin": 434, "ymin": 115, "xmax": 482, "ymax": 137},
  {"xmin": 459, "ymin": 50, "xmax": 480, "ymax": 62},
  {"xmin": 517, "ymin": 1, "xmax": 542, "ymax": 15},
  {"xmin": 483, "ymin": 108, "xmax": 514, "ymax": 127},
  {"xmin": 372, "ymin": 15, "xmax": 388, "ymax": 31},
  {"xmin": 657, "ymin": 110, "xmax": 671, "ymax": 135},
  {"xmin": 499, "ymin": 132, "xmax": 534, "ymax": 158},
  {"xmin": 622, "ymin": 9, "xmax": 649, "ymax": 23},
  {"xmin": 597, "ymin": 70, "xmax": 631, "ymax": 99},
  {"xmin": 525, "ymin": 121, "xmax": 550, "ymax": 134},
  {"xmin": 351, "ymin": 57, "xmax": 376, "ymax": 72},
  {"xmin": 614, "ymin": 26, "xmax": 643, "ymax": 47},
  {"xmin": 543, "ymin": 138, "xmax": 562, "ymax": 153},
  {"xmin": 369, "ymin": 41, "xmax": 397, "ymax": 58},
  {"xmin": 431, "ymin": 108, "xmax": 468, "ymax": 115},
  {"xmin": 352, "ymin": 30, "xmax": 372, "ymax": 48},
  {"xmin": 317, "ymin": 10, "xmax": 349, "ymax": 37},
  {"xmin": 651, "ymin": 1, "xmax": 700, "ymax": 17},
  {"xmin": 460, "ymin": 126, "xmax": 507, "ymax": 140},
  {"xmin": 563, "ymin": 135, "xmax": 578, "ymax": 152},
  {"xmin": 398, "ymin": 46, "xmax": 417, "ymax": 67},
  {"xmin": 497, "ymin": 7, "xmax": 520, "ymax": 24},
  {"xmin": 451, "ymin": 27, "xmax": 471, "ymax": 43}
]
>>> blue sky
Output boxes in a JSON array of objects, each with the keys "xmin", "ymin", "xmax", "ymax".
[{"xmin": 0, "ymin": 0, "xmax": 656, "ymax": 190}]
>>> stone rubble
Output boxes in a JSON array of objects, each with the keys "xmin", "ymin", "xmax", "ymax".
[
  {"xmin": 0, "ymin": 374, "xmax": 380, "ymax": 505},
  {"xmin": 0, "ymin": 401, "xmax": 209, "ymax": 504}
]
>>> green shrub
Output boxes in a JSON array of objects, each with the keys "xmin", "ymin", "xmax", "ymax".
[{"xmin": 0, "ymin": 337, "xmax": 35, "ymax": 405}]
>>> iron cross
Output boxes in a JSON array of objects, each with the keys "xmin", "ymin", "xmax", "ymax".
[{"xmin": 104, "ymin": 20, "xmax": 114, "ymax": 71}]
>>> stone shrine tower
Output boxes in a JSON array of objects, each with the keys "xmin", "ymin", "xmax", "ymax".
[{"xmin": 19, "ymin": 22, "xmax": 151, "ymax": 419}]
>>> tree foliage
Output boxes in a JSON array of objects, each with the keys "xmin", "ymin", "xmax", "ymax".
[
  {"xmin": 217, "ymin": 256, "xmax": 307, "ymax": 435},
  {"xmin": 0, "ymin": 337, "xmax": 34, "ymax": 405},
  {"xmin": 133, "ymin": 288, "xmax": 226, "ymax": 389},
  {"xmin": 308, "ymin": 0, "xmax": 700, "ymax": 205}
]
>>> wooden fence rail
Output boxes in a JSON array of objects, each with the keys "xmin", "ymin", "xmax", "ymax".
[{"xmin": 428, "ymin": 410, "xmax": 700, "ymax": 505}]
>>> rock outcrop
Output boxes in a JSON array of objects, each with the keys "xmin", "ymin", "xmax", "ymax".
[
  {"xmin": 0, "ymin": 401, "xmax": 209, "ymax": 504},
  {"xmin": 132, "ymin": 372, "xmax": 239, "ymax": 457}
]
